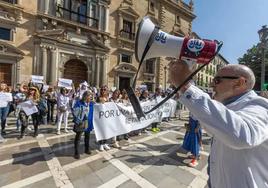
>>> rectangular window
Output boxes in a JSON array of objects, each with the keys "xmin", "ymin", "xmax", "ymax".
[
  {"xmin": 0, "ymin": 27, "xmax": 11, "ymax": 41},
  {"xmin": 121, "ymin": 20, "xmax": 134, "ymax": 40},
  {"xmin": 100, "ymin": 6, "xmax": 106, "ymax": 31},
  {"xmin": 78, "ymin": 1, "xmax": 87, "ymax": 24},
  {"xmin": 121, "ymin": 54, "xmax": 131, "ymax": 63}
]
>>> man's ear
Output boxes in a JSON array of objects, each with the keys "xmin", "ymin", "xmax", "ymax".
[{"xmin": 234, "ymin": 77, "xmax": 247, "ymax": 89}]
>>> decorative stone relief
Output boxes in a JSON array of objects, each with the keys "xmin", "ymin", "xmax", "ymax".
[
  {"xmin": 41, "ymin": 18, "xmax": 48, "ymax": 30},
  {"xmin": 0, "ymin": 45, "xmax": 7, "ymax": 52},
  {"xmin": 0, "ymin": 9, "xmax": 15, "ymax": 21}
]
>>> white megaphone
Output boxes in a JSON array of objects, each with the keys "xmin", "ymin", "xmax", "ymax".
[
  {"xmin": 135, "ymin": 16, "xmax": 221, "ymax": 65},
  {"xmin": 128, "ymin": 16, "xmax": 222, "ymax": 120}
]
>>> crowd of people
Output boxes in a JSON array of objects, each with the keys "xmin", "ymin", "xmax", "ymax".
[
  {"xmin": 2, "ymin": 61, "xmax": 267, "ymax": 187},
  {"xmin": 0, "ymin": 80, "xmax": 179, "ymax": 159}
]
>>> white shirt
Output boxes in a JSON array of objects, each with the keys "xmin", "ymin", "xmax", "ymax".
[
  {"xmin": 57, "ymin": 93, "xmax": 70, "ymax": 108},
  {"xmin": 179, "ymin": 85, "xmax": 268, "ymax": 188}
]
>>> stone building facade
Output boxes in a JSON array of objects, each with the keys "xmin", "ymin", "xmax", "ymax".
[
  {"xmin": 0, "ymin": 0, "xmax": 110, "ymax": 88},
  {"xmin": 109, "ymin": 0, "xmax": 195, "ymax": 91},
  {"xmin": 0, "ymin": 0, "xmax": 196, "ymax": 91}
]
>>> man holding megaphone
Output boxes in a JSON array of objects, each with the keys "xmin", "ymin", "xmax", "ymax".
[
  {"xmin": 169, "ymin": 61, "xmax": 268, "ymax": 188},
  {"xmin": 128, "ymin": 17, "xmax": 268, "ymax": 188}
]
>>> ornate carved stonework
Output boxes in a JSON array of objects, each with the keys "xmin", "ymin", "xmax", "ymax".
[{"xmin": 114, "ymin": 63, "xmax": 137, "ymax": 75}]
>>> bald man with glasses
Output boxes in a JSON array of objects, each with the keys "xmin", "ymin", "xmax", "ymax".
[{"xmin": 169, "ymin": 60, "xmax": 268, "ymax": 188}]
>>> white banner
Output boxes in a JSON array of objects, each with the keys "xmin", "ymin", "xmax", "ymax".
[
  {"xmin": 31, "ymin": 75, "xmax": 44, "ymax": 84},
  {"xmin": 58, "ymin": 78, "xmax": 73, "ymax": 89},
  {"xmin": 93, "ymin": 99, "xmax": 176, "ymax": 141},
  {"xmin": 18, "ymin": 100, "xmax": 38, "ymax": 116},
  {"xmin": 0, "ymin": 92, "xmax": 12, "ymax": 108}
]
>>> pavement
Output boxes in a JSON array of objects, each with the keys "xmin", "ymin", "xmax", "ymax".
[{"xmin": 0, "ymin": 114, "xmax": 211, "ymax": 188}]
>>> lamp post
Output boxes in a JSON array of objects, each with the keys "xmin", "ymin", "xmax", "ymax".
[
  {"xmin": 164, "ymin": 66, "xmax": 167, "ymax": 91},
  {"xmin": 258, "ymin": 25, "xmax": 268, "ymax": 91}
]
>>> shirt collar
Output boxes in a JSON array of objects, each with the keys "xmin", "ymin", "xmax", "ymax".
[{"xmin": 222, "ymin": 91, "xmax": 249, "ymax": 105}]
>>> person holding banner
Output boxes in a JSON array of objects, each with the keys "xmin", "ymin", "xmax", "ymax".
[
  {"xmin": 109, "ymin": 89, "xmax": 122, "ymax": 148},
  {"xmin": 0, "ymin": 81, "xmax": 12, "ymax": 135},
  {"xmin": 151, "ymin": 87, "xmax": 163, "ymax": 133},
  {"xmin": 56, "ymin": 87, "xmax": 74, "ymax": 135},
  {"xmin": 19, "ymin": 83, "xmax": 41, "ymax": 138},
  {"xmin": 73, "ymin": 91, "xmax": 94, "ymax": 159},
  {"xmin": 96, "ymin": 85, "xmax": 111, "ymax": 151},
  {"xmin": 169, "ymin": 61, "xmax": 268, "ymax": 188}
]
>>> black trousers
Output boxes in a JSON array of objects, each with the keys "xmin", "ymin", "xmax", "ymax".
[
  {"xmin": 74, "ymin": 131, "xmax": 90, "ymax": 154},
  {"xmin": 47, "ymin": 101, "xmax": 55, "ymax": 123},
  {"xmin": 20, "ymin": 112, "xmax": 39, "ymax": 136}
]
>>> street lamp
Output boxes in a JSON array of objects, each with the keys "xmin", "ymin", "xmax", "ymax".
[
  {"xmin": 258, "ymin": 25, "xmax": 268, "ymax": 91},
  {"xmin": 164, "ymin": 66, "xmax": 167, "ymax": 90}
]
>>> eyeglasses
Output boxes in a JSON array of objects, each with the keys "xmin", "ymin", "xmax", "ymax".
[{"xmin": 213, "ymin": 76, "xmax": 240, "ymax": 85}]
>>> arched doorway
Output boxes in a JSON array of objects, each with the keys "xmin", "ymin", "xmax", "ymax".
[{"xmin": 63, "ymin": 59, "xmax": 87, "ymax": 86}]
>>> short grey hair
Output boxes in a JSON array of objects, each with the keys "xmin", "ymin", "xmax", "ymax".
[{"xmin": 221, "ymin": 64, "xmax": 255, "ymax": 90}]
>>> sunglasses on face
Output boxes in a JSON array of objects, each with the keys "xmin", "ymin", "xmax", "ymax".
[{"xmin": 213, "ymin": 76, "xmax": 240, "ymax": 85}]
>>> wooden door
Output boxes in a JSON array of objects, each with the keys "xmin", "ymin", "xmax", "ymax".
[
  {"xmin": 0, "ymin": 63, "xmax": 12, "ymax": 86},
  {"xmin": 63, "ymin": 60, "xmax": 87, "ymax": 86}
]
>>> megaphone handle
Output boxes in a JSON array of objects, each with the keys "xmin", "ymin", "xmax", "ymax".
[{"xmin": 132, "ymin": 27, "xmax": 160, "ymax": 89}]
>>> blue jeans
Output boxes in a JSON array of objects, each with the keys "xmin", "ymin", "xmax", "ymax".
[{"xmin": 0, "ymin": 104, "xmax": 10, "ymax": 131}]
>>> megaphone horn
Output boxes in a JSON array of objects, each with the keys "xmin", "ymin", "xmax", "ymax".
[{"xmin": 135, "ymin": 16, "xmax": 220, "ymax": 64}]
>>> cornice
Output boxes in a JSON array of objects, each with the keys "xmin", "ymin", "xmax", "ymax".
[{"xmin": 162, "ymin": 0, "xmax": 196, "ymax": 20}]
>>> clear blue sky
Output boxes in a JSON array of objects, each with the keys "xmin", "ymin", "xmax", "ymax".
[{"xmin": 189, "ymin": 0, "xmax": 268, "ymax": 64}]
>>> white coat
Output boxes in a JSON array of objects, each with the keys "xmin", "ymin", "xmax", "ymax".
[{"xmin": 179, "ymin": 85, "xmax": 268, "ymax": 188}]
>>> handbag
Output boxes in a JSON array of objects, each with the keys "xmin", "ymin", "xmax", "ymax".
[{"xmin": 73, "ymin": 121, "xmax": 85, "ymax": 132}]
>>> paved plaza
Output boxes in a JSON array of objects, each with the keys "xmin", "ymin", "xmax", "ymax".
[{"xmin": 0, "ymin": 116, "xmax": 211, "ymax": 188}]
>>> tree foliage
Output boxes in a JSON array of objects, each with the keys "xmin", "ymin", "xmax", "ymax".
[{"xmin": 238, "ymin": 44, "xmax": 268, "ymax": 90}]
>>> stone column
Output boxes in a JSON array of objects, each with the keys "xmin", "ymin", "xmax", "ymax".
[
  {"xmin": 95, "ymin": 56, "xmax": 100, "ymax": 87},
  {"xmin": 50, "ymin": 48, "xmax": 57, "ymax": 85},
  {"xmin": 101, "ymin": 55, "xmax": 107, "ymax": 86},
  {"xmin": 91, "ymin": 57, "xmax": 96, "ymax": 86},
  {"xmin": 41, "ymin": 47, "xmax": 47, "ymax": 82},
  {"xmin": 44, "ymin": 0, "xmax": 49, "ymax": 14},
  {"xmin": 98, "ymin": 5, "xmax": 102, "ymax": 30},
  {"xmin": 87, "ymin": 57, "xmax": 92, "ymax": 85},
  {"xmin": 118, "ymin": 13, "xmax": 122, "ymax": 35},
  {"xmin": 16, "ymin": 60, "xmax": 21, "ymax": 84},
  {"xmin": 105, "ymin": 7, "xmax": 109, "ymax": 32}
]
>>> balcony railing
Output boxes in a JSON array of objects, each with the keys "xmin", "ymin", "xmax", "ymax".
[
  {"xmin": 2, "ymin": 0, "xmax": 17, "ymax": 4},
  {"xmin": 56, "ymin": 6, "xmax": 98, "ymax": 29},
  {"xmin": 119, "ymin": 30, "xmax": 135, "ymax": 40}
]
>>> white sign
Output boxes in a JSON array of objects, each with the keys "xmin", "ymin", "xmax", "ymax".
[
  {"xmin": 93, "ymin": 99, "xmax": 177, "ymax": 141},
  {"xmin": 19, "ymin": 100, "xmax": 38, "ymax": 116},
  {"xmin": 58, "ymin": 78, "xmax": 73, "ymax": 89},
  {"xmin": 31, "ymin": 75, "xmax": 44, "ymax": 84},
  {"xmin": 0, "ymin": 92, "xmax": 12, "ymax": 108},
  {"xmin": 42, "ymin": 85, "xmax": 49, "ymax": 93}
]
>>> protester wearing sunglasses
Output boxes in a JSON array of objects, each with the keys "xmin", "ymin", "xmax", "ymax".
[{"xmin": 169, "ymin": 61, "xmax": 268, "ymax": 188}]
